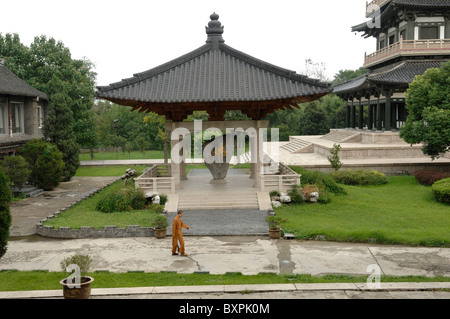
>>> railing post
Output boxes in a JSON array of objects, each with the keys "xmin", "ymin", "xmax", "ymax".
[{"xmin": 400, "ymin": 35, "xmax": 403, "ymax": 50}]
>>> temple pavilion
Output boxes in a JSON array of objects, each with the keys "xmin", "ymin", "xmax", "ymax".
[
  {"xmin": 333, "ymin": 0, "xmax": 450, "ymax": 131},
  {"xmin": 96, "ymin": 13, "xmax": 331, "ymax": 192}
]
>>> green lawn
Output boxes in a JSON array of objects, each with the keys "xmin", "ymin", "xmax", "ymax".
[
  {"xmin": 79, "ymin": 150, "xmax": 165, "ymax": 161},
  {"xmin": 43, "ymin": 181, "xmax": 161, "ymax": 229},
  {"xmin": 276, "ymin": 176, "xmax": 450, "ymax": 247},
  {"xmin": 1, "ymin": 270, "xmax": 448, "ymax": 292}
]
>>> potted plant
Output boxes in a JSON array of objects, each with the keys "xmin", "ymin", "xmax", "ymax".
[
  {"xmin": 153, "ymin": 214, "xmax": 169, "ymax": 239},
  {"xmin": 59, "ymin": 254, "xmax": 94, "ymax": 299},
  {"xmin": 266, "ymin": 216, "xmax": 283, "ymax": 239}
]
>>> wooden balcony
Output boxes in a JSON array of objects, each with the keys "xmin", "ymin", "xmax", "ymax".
[
  {"xmin": 364, "ymin": 38, "xmax": 450, "ymax": 68},
  {"xmin": 366, "ymin": 0, "xmax": 390, "ymax": 17}
]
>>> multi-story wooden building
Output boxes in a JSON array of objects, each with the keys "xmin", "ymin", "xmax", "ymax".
[
  {"xmin": 333, "ymin": 0, "xmax": 450, "ymax": 131},
  {"xmin": 0, "ymin": 58, "xmax": 47, "ymax": 156}
]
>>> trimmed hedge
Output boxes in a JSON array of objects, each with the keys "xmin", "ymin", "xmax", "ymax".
[
  {"xmin": 290, "ymin": 166, "xmax": 346, "ymax": 195},
  {"xmin": 414, "ymin": 170, "xmax": 450, "ymax": 186},
  {"xmin": 96, "ymin": 183, "xmax": 147, "ymax": 213},
  {"xmin": 432, "ymin": 178, "xmax": 450, "ymax": 204},
  {"xmin": 330, "ymin": 169, "xmax": 388, "ymax": 186}
]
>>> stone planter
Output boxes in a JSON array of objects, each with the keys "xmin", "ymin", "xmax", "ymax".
[
  {"xmin": 268, "ymin": 228, "xmax": 282, "ymax": 239},
  {"xmin": 205, "ymin": 160, "xmax": 230, "ymax": 183},
  {"xmin": 154, "ymin": 228, "xmax": 167, "ymax": 239},
  {"xmin": 60, "ymin": 276, "xmax": 94, "ymax": 299}
]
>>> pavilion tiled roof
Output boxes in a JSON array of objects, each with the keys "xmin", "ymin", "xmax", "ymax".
[
  {"xmin": 96, "ymin": 13, "xmax": 331, "ymax": 121},
  {"xmin": 332, "ymin": 60, "xmax": 447, "ymax": 95},
  {"xmin": 0, "ymin": 60, "xmax": 47, "ymax": 100}
]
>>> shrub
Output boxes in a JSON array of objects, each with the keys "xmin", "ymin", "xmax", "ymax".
[
  {"xmin": 152, "ymin": 214, "xmax": 169, "ymax": 229},
  {"xmin": 0, "ymin": 155, "xmax": 31, "ymax": 189},
  {"xmin": 290, "ymin": 166, "xmax": 346, "ymax": 195},
  {"xmin": 19, "ymin": 139, "xmax": 64, "ymax": 190},
  {"xmin": 327, "ymin": 144, "xmax": 342, "ymax": 171},
  {"xmin": 60, "ymin": 254, "xmax": 93, "ymax": 277},
  {"xmin": 330, "ymin": 169, "xmax": 388, "ymax": 186},
  {"xmin": 414, "ymin": 170, "xmax": 450, "ymax": 186},
  {"xmin": 0, "ymin": 167, "xmax": 12, "ymax": 259},
  {"xmin": 287, "ymin": 184, "xmax": 304, "ymax": 204},
  {"xmin": 432, "ymin": 178, "xmax": 450, "ymax": 204},
  {"xmin": 266, "ymin": 216, "xmax": 283, "ymax": 229},
  {"xmin": 96, "ymin": 184, "xmax": 147, "ymax": 213},
  {"xmin": 159, "ymin": 194, "xmax": 168, "ymax": 206}
]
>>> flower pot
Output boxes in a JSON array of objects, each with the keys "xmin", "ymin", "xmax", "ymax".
[
  {"xmin": 60, "ymin": 276, "xmax": 94, "ymax": 299},
  {"xmin": 268, "ymin": 228, "xmax": 282, "ymax": 239},
  {"xmin": 205, "ymin": 161, "xmax": 230, "ymax": 183},
  {"xmin": 154, "ymin": 228, "xmax": 167, "ymax": 239}
]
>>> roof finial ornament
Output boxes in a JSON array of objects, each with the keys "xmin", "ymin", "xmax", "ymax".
[{"xmin": 206, "ymin": 12, "xmax": 224, "ymax": 46}]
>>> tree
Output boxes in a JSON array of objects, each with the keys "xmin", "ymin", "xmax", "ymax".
[
  {"xmin": 298, "ymin": 102, "xmax": 330, "ymax": 135},
  {"xmin": 43, "ymin": 75, "xmax": 79, "ymax": 181},
  {"xmin": 400, "ymin": 61, "xmax": 450, "ymax": 159},
  {"xmin": 328, "ymin": 144, "xmax": 343, "ymax": 171},
  {"xmin": 333, "ymin": 67, "xmax": 368, "ymax": 85},
  {"xmin": 0, "ymin": 33, "xmax": 97, "ymax": 160},
  {"xmin": 0, "ymin": 167, "xmax": 12, "ymax": 259}
]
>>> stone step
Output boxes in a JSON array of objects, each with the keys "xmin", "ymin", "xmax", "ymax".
[
  {"xmin": 321, "ymin": 130, "xmax": 360, "ymax": 143},
  {"xmin": 281, "ymin": 139, "xmax": 311, "ymax": 153},
  {"xmin": 178, "ymin": 193, "xmax": 259, "ymax": 210}
]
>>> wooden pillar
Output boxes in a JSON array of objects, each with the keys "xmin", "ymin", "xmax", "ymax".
[
  {"xmin": 385, "ymin": 96, "xmax": 392, "ymax": 131},
  {"xmin": 367, "ymin": 97, "xmax": 373, "ymax": 130},
  {"xmin": 376, "ymin": 97, "xmax": 382, "ymax": 131},
  {"xmin": 346, "ymin": 101, "xmax": 351, "ymax": 129},
  {"xmin": 351, "ymin": 98, "xmax": 356, "ymax": 129},
  {"xmin": 358, "ymin": 97, "xmax": 363, "ymax": 129},
  {"xmin": 391, "ymin": 103, "xmax": 398, "ymax": 130}
]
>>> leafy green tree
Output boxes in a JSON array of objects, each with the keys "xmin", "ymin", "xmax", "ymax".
[
  {"xmin": 0, "ymin": 33, "xmax": 97, "ymax": 153},
  {"xmin": 0, "ymin": 167, "xmax": 12, "ymax": 259},
  {"xmin": 333, "ymin": 67, "xmax": 368, "ymax": 85},
  {"xmin": 43, "ymin": 75, "xmax": 79, "ymax": 181},
  {"xmin": 400, "ymin": 61, "xmax": 450, "ymax": 159},
  {"xmin": 298, "ymin": 102, "xmax": 330, "ymax": 135}
]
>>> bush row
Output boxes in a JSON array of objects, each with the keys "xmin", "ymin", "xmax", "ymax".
[
  {"xmin": 96, "ymin": 181, "xmax": 147, "ymax": 213},
  {"xmin": 330, "ymin": 169, "xmax": 388, "ymax": 186}
]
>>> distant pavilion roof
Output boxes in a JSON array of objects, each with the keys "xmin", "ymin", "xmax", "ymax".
[
  {"xmin": 332, "ymin": 60, "xmax": 447, "ymax": 96},
  {"xmin": 96, "ymin": 13, "xmax": 331, "ymax": 121},
  {"xmin": 0, "ymin": 60, "xmax": 47, "ymax": 100}
]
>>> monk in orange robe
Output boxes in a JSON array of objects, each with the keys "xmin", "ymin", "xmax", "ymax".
[{"xmin": 172, "ymin": 210, "xmax": 190, "ymax": 256}]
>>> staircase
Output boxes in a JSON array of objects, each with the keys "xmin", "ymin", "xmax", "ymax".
[
  {"xmin": 281, "ymin": 138, "xmax": 312, "ymax": 154},
  {"xmin": 321, "ymin": 130, "xmax": 360, "ymax": 143},
  {"xmin": 177, "ymin": 192, "xmax": 260, "ymax": 210},
  {"xmin": 13, "ymin": 187, "xmax": 44, "ymax": 198}
]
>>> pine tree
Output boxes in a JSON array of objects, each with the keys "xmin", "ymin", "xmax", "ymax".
[{"xmin": 43, "ymin": 75, "xmax": 80, "ymax": 181}]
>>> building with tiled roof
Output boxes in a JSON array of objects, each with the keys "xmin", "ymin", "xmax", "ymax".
[
  {"xmin": 0, "ymin": 58, "xmax": 47, "ymax": 156},
  {"xmin": 97, "ymin": 13, "xmax": 331, "ymax": 122},
  {"xmin": 333, "ymin": 0, "xmax": 450, "ymax": 131}
]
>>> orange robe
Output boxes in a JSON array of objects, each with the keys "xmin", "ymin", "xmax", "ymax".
[{"xmin": 172, "ymin": 215, "xmax": 189, "ymax": 254}]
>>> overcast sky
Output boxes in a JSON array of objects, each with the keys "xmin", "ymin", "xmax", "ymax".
[{"xmin": 1, "ymin": 0, "xmax": 375, "ymax": 86}]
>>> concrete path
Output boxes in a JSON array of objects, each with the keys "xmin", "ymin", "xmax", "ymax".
[
  {"xmin": 8, "ymin": 176, "xmax": 118, "ymax": 237},
  {"xmin": 2, "ymin": 236, "xmax": 449, "ymax": 277}
]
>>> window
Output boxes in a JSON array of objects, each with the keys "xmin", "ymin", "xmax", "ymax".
[
  {"xmin": 0, "ymin": 102, "xmax": 7, "ymax": 135},
  {"xmin": 379, "ymin": 40, "xmax": 385, "ymax": 49},
  {"xmin": 37, "ymin": 105, "xmax": 44, "ymax": 128},
  {"xmin": 420, "ymin": 26, "xmax": 439, "ymax": 40},
  {"xmin": 388, "ymin": 35, "xmax": 395, "ymax": 45},
  {"xmin": 11, "ymin": 102, "xmax": 24, "ymax": 134}
]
